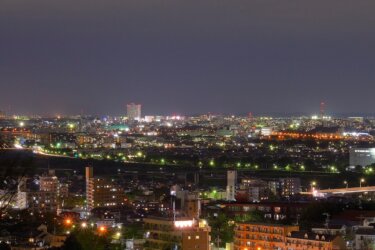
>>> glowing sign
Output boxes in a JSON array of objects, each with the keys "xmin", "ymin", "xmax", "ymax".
[{"xmin": 174, "ymin": 220, "xmax": 194, "ymax": 228}]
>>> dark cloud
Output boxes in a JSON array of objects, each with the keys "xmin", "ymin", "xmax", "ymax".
[{"xmin": 1, "ymin": 0, "xmax": 375, "ymax": 115}]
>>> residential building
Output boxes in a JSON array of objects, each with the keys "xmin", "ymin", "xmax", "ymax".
[
  {"xmin": 238, "ymin": 178, "xmax": 271, "ymax": 202},
  {"xmin": 285, "ymin": 231, "xmax": 346, "ymax": 250},
  {"xmin": 227, "ymin": 170, "xmax": 237, "ymax": 201},
  {"xmin": 217, "ymin": 202, "xmax": 307, "ymax": 221},
  {"xmin": 85, "ymin": 166, "xmax": 127, "ymax": 210},
  {"xmin": 349, "ymin": 148, "xmax": 375, "ymax": 167},
  {"xmin": 39, "ymin": 170, "xmax": 59, "ymax": 193},
  {"xmin": 234, "ymin": 222, "xmax": 299, "ymax": 250},
  {"xmin": 279, "ymin": 178, "xmax": 301, "ymax": 198},
  {"xmin": 144, "ymin": 217, "xmax": 210, "ymax": 250},
  {"xmin": 15, "ymin": 177, "xmax": 59, "ymax": 212},
  {"xmin": 354, "ymin": 227, "xmax": 375, "ymax": 250}
]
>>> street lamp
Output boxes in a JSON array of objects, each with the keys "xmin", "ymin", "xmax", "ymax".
[
  {"xmin": 64, "ymin": 219, "xmax": 72, "ymax": 226},
  {"xmin": 209, "ymin": 159, "xmax": 215, "ymax": 167},
  {"xmin": 98, "ymin": 226, "xmax": 107, "ymax": 234},
  {"xmin": 344, "ymin": 181, "xmax": 348, "ymax": 188},
  {"xmin": 360, "ymin": 178, "xmax": 365, "ymax": 187},
  {"xmin": 310, "ymin": 181, "xmax": 317, "ymax": 192}
]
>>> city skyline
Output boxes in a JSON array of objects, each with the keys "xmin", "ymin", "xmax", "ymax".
[
  {"xmin": 1, "ymin": 102, "xmax": 375, "ymax": 117},
  {"xmin": 1, "ymin": 0, "xmax": 375, "ymax": 115},
  {"xmin": 3, "ymin": 1, "xmax": 375, "ymax": 250}
]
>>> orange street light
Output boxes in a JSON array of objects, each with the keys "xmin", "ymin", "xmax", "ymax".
[
  {"xmin": 99, "ymin": 226, "xmax": 107, "ymax": 234},
  {"xmin": 64, "ymin": 219, "xmax": 72, "ymax": 226}
]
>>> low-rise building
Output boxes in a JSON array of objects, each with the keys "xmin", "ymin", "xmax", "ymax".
[
  {"xmin": 144, "ymin": 217, "xmax": 210, "ymax": 250},
  {"xmin": 354, "ymin": 227, "xmax": 375, "ymax": 250},
  {"xmin": 234, "ymin": 222, "xmax": 299, "ymax": 250},
  {"xmin": 311, "ymin": 225, "xmax": 346, "ymax": 236},
  {"xmin": 285, "ymin": 231, "xmax": 346, "ymax": 250},
  {"xmin": 218, "ymin": 202, "xmax": 307, "ymax": 221},
  {"xmin": 234, "ymin": 222, "xmax": 346, "ymax": 250}
]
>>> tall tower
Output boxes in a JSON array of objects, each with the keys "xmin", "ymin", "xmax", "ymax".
[
  {"xmin": 226, "ymin": 170, "xmax": 237, "ymax": 201},
  {"xmin": 127, "ymin": 103, "xmax": 142, "ymax": 120},
  {"xmin": 320, "ymin": 101, "xmax": 325, "ymax": 118}
]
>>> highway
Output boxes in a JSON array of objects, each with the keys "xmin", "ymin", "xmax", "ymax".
[
  {"xmin": 301, "ymin": 186, "xmax": 375, "ymax": 196},
  {"xmin": 318, "ymin": 186, "xmax": 375, "ymax": 194}
]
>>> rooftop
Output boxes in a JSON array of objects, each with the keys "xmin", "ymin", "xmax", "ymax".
[
  {"xmin": 287, "ymin": 231, "xmax": 337, "ymax": 242},
  {"xmin": 356, "ymin": 227, "xmax": 375, "ymax": 235}
]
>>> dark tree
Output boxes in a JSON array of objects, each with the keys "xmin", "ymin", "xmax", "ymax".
[
  {"xmin": 0, "ymin": 152, "xmax": 36, "ymax": 215},
  {"xmin": 0, "ymin": 242, "xmax": 11, "ymax": 250},
  {"xmin": 62, "ymin": 235, "xmax": 83, "ymax": 250},
  {"xmin": 208, "ymin": 213, "xmax": 235, "ymax": 247}
]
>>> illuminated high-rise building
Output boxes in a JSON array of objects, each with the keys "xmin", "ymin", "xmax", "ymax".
[
  {"xmin": 279, "ymin": 178, "xmax": 301, "ymax": 197},
  {"xmin": 15, "ymin": 174, "xmax": 59, "ymax": 212},
  {"xmin": 127, "ymin": 103, "xmax": 142, "ymax": 120},
  {"xmin": 40, "ymin": 170, "xmax": 59, "ymax": 193},
  {"xmin": 85, "ymin": 166, "xmax": 127, "ymax": 210},
  {"xmin": 85, "ymin": 166, "xmax": 93, "ymax": 210},
  {"xmin": 226, "ymin": 170, "xmax": 237, "ymax": 201},
  {"xmin": 320, "ymin": 101, "xmax": 326, "ymax": 118}
]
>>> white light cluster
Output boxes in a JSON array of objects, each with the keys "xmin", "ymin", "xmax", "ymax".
[{"xmin": 174, "ymin": 220, "xmax": 194, "ymax": 228}]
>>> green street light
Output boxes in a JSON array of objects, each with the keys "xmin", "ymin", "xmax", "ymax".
[{"xmin": 209, "ymin": 160, "xmax": 215, "ymax": 167}]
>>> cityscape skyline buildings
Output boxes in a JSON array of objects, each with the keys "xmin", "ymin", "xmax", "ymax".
[
  {"xmin": 2, "ymin": 1, "xmax": 375, "ymax": 250},
  {"xmin": 126, "ymin": 103, "xmax": 142, "ymax": 120},
  {"xmin": 1, "ymin": 100, "xmax": 375, "ymax": 118}
]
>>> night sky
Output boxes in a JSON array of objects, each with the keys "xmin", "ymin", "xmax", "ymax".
[{"xmin": 1, "ymin": 0, "xmax": 375, "ymax": 116}]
